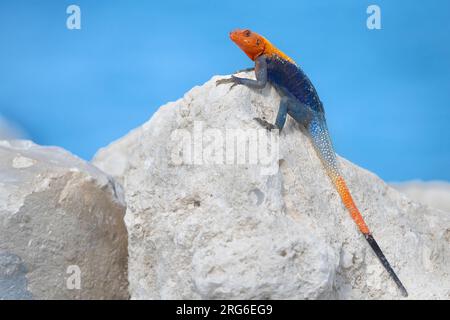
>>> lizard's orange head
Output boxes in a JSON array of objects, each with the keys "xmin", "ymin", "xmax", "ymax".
[{"xmin": 229, "ymin": 29, "xmax": 265, "ymax": 61}]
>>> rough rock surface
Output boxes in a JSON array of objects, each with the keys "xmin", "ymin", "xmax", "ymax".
[
  {"xmin": 93, "ymin": 73, "xmax": 450, "ymax": 300},
  {"xmin": 0, "ymin": 140, "xmax": 128, "ymax": 299}
]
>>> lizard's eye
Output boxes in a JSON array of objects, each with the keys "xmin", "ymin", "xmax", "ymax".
[
  {"xmin": 244, "ymin": 30, "xmax": 251, "ymax": 37},
  {"xmin": 256, "ymin": 39, "xmax": 260, "ymax": 46}
]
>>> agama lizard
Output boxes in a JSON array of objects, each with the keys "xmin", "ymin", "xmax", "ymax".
[{"xmin": 217, "ymin": 29, "xmax": 408, "ymax": 297}]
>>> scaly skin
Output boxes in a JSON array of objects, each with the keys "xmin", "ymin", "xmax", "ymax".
[{"xmin": 217, "ymin": 28, "xmax": 408, "ymax": 297}]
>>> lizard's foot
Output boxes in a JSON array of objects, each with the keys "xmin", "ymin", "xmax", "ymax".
[
  {"xmin": 215, "ymin": 76, "xmax": 240, "ymax": 90},
  {"xmin": 254, "ymin": 117, "xmax": 277, "ymax": 131},
  {"xmin": 216, "ymin": 77, "xmax": 234, "ymax": 85}
]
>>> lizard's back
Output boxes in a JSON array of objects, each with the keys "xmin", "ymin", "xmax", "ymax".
[{"xmin": 266, "ymin": 55, "xmax": 324, "ymax": 114}]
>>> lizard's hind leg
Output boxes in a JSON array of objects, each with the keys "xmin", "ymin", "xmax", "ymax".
[
  {"xmin": 254, "ymin": 96, "xmax": 289, "ymax": 131},
  {"xmin": 254, "ymin": 96, "xmax": 312, "ymax": 131},
  {"xmin": 287, "ymin": 99, "xmax": 313, "ymax": 128}
]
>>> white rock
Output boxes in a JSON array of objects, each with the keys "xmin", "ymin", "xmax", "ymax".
[
  {"xmin": 12, "ymin": 155, "xmax": 36, "ymax": 169},
  {"xmin": 93, "ymin": 73, "xmax": 450, "ymax": 300},
  {"xmin": 93, "ymin": 127, "xmax": 143, "ymax": 186},
  {"xmin": 391, "ymin": 181, "xmax": 450, "ymax": 213},
  {"xmin": 0, "ymin": 140, "xmax": 128, "ymax": 299}
]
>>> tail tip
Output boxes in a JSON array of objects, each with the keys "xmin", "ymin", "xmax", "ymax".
[
  {"xmin": 400, "ymin": 286, "xmax": 409, "ymax": 298},
  {"xmin": 364, "ymin": 233, "xmax": 409, "ymax": 298}
]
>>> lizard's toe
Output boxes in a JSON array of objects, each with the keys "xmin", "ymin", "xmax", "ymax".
[
  {"xmin": 254, "ymin": 117, "xmax": 277, "ymax": 131},
  {"xmin": 216, "ymin": 77, "xmax": 235, "ymax": 86},
  {"xmin": 216, "ymin": 76, "xmax": 242, "ymax": 90},
  {"xmin": 230, "ymin": 82, "xmax": 239, "ymax": 90}
]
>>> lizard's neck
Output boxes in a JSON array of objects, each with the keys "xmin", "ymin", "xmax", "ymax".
[{"xmin": 262, "ymin": 37, "xmax": 296, "ymax": 65}]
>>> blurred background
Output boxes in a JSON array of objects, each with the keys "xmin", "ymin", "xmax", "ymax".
[{"xmin": 0, "ymin": 0, "xmax": 449, "ymax": 184}]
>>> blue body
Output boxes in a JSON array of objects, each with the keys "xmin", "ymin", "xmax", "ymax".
[
  {"xmin": 266, "ymin": 56, "xmax": 324, "ymax": 114},
  {"xmin": 265, "ymin": 55, "xmax": 338, "ymax": 173}
]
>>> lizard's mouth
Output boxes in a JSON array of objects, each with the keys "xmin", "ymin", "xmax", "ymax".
[
  {"xmin": 229, "ymin": 30, "xmax": 240, "ymax": 43},
  {"xmin": 228, "ymin": 29, "xmax": 264, "ymax": 61}
]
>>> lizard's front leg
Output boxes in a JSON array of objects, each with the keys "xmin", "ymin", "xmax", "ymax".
[{"xmin": 216, "ymin": 55, "xmax": 267, "ymax": 89}]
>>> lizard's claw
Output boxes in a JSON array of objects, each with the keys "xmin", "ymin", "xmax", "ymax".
[
  {"xmin": 216, "ymin": 77, "xmax": 234, "ymax": 86},
  {"xmin": 254, "ymin": 117, "xmax": 277, "ymax": 131},
  {"xmin": 230, "ymin": 82, "xmax": 239, "ymax": 90},
  {"xmin": 216, "ymin": 76, "xmax": 241, "ymax": 89}
]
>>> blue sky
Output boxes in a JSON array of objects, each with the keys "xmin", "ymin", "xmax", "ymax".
[{"xmin": 0, "ymin": 0, "xmax": 449, "ymax": 181}]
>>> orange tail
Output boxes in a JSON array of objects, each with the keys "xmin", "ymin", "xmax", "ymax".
[
  {"xmin": 332, "ymin": 176, "xmax": 408, "ymax": 297},
  {"xmin": 334, "ymin": 176, "xmax": 370, "ymax": 235},
  {"xmin": 307, "ymin": 116, "xmax": 407, "ymax": 296}
]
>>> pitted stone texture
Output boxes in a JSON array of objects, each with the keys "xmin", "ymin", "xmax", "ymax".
[{"xmin": 93, "ymin": 73, "xmax": 450, "ymax": 299}]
